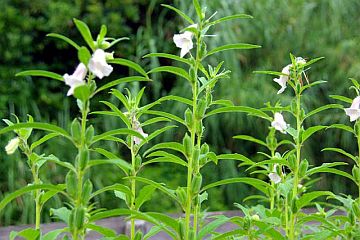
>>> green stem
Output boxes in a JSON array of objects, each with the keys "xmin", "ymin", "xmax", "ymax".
[
  {"xmin": 270, "ymin": 149, "xmax": 275, "ymax": 210},
  {"xmin": 30, "ymin": 164, "xmax": 41, "ymax": 230},
  {"xmin": 356, "ymin": 124, "xmax": 360, "ymax": 207},
  {"xmin": 130, "ymin": 138, "xmax": 136, "ymax": 240}
]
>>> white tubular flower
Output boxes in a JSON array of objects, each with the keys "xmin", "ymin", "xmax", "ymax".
[
  {"xmin": 63, "ymin": 63, "xmax": 87, "ymax": 96},
  {"xmin": 268, "ymin": 164, "xmax": 282, "ymax": 184},
  {"xmin": 271, "ymin": 112, "xmax": 288, "ymax": 133},
  {"xmin": 273, "ymin": 64, "xmax": 291, "ymax": 94},
  {"xmin": 296, "ymin": 57, "xmax": 306, "ymax": 65},
  {"xmin": 5, "ymin": 137, "xmax": 20, "ymax": 155},
  {"xmin": 132, "ymin": 118, "xmax": 148, "ymax": 145},
  {"xmin": 88, "ymin": 49, "xmax": 113, "ymax": 79},
  {"xmin": 173, "ymin": 25, "xmax": 197, "ymax": 58},
  {"xmin": 345, "ymin": 96, "xmax": 360, "ymax": 122}
]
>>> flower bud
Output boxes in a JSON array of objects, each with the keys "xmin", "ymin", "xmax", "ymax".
[
  {"xmin": 175, "ymin": 187, "xmax": 187, "ymax": 209},
  {"xmin": 200, "ymin": 143, "xmax": 209, "ymax": 155},
  {"xmin": 287, "ymin": 154, "xmax": 296, "ymax": 171},
  {"xmin": 74, "ymin": 207, "xmax": 86, "ymax": 230},
  {"xmin": 251, "ymin": 214, "xmax": 260, "ymax": 221},
  {"xmin": 135, "ymin": 155, "xmax": 142, "ymax": 171},
  {"xmin": 206, "ymin": 93, "xmax": 212, "ymax": 106},
  {"xmin": 189, "ymin": 67, "xmax": 196, "ymax": 83},
  {"xmin": 192, "ymin": 146, "xmax": 200, "ymax": 171},
  {"xmin": 5, "ymin": 137, "xmax": 20, "ymax": 155},
  {"xmin": 183, "ymin": 134, "xmax": 192, "ymax": 157},
  {"xmin": 184, "ymin": 108, "xmax": 193, "ymax": 129},
  {"xmin": 71, "ymin": 119, "xmax": 81, "ymax": 144},
  {"xmin": 134, "ymin": 232, "xmax": 143, "ymax": 240}
]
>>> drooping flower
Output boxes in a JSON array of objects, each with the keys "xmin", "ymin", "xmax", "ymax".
[
  {"xmin": 296, "ymin": 57, "xmax": 306, "ymax": 65},
  {"xmin": 268, "ymin": 164, "xmax": 282, "ymax": 184},
  {"xmin": 88, "ymin": 49, "xmax": 113, "ymax": 79},
  {"xmin": 273, "ymin": 64, "xmax": 291, "ymax": 94},
  {"xmin": 132, "ymin": 117, "xmax": 148, "ymax": 145},
  {"xmin": 173, "ymin": 24, "xmax": 197, "ymax": 58},
  {"xmin": 5, "ymin": 137, "xmax": 20, "ymax": 155},
  {"xmin": 345, "ymin": 96, "xmax": 360, "ymax": 122},
  {"xmin": 271, "ymin": 112, "xmax": 288, "ymax": 133},
  {"xmin": 63, "ymin": 63, "xmax": 87, "ymax": 96}
]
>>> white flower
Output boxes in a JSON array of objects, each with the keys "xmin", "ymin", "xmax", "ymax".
[
  {"xmin": 296, "ymin": 57, "xmax": 306, "ymax": 65},
  {"xmin": 88, "ymin": 49, "xmax": 113, "ymax": 79},
  {"xmin": 271, "ymin": 112, "xmax": 288, "ymax": 133},
  {"xmin": 268, "ymin": 164, "xmax": 282, "ymax": 184},
  {"xmin": 63, "ymin": 63, "xmax": 87, "ymax": 96},
  {"xmin": 5, "ymin": 137, "xmax": 20, "ymax": 155},
  {"xmin": 273, "ymin": 64, "xmax": 291, "ymax": 94},
  {"xmin": 132, "ymin": 117, "xmax": 148, "ymax": 145},
  {"xmin": 345, "ymin": 96, "xmax": 360, "ymax": 122},
  {"xmin": 173, "ymin": 25, "xmax": 197, "ymax": 58}
]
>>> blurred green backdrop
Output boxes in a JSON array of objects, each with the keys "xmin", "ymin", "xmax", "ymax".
[{"xmin": 1, "ymin": 0, "xmax": 360, "ymax": 226}]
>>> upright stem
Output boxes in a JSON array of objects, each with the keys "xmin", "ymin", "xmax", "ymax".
[
  {"xmin": 289, "ymin": 93, "xmax": 302, "ymax": 240},
  {"xmin": 30, "ymin": 164, "xmax": 41, "ymax": 230},
  {"xmin": 130, "ymin": 138, "xmax": 136, "ymax": 240},
  {"xmin": 185, "ymin": 29, "xmax": 202, "ymax": 240},
  {"xmin": 356, "ymin": 125, "xmax": 360, "ymax": 207},
  {"xmin": 270, "ymin": 149, "xmax": 275, "ymax": 210}
]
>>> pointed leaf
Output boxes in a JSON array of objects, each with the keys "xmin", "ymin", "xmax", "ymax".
[
  {"xmin": 46, "ymin": 33, "xmax": 80, "ymax": 49},
  {"xmin": 109, "ymin": 58, "xmax": 148, "ymax": 77},
  {"xmin": 73, "ymin": 18, "xmax": 95, "ymax": 50},
  {"xmin": 206, "ymin": 43, "xmax": 261, "ymax": 57},
  {"xmin": 148, "ymin": 66, "xmax": 191, "ymax": 81},
  {"xmin": 16, "ymin": 70, "xmax": 63, "ymax": 81}
]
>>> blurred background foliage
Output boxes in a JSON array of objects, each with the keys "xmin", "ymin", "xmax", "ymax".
[{"xmin": 1, "ymin": 0, "xmax": 360, "ymax": 226}]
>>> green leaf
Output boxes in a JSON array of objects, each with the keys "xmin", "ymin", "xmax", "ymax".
[
  {"xmin": 197, "ymin": 215, "xmax": 229, "ymax": 240},
  {"xmin": 161, "ymin": 4, "xmax": 194, "ymax": 24},
  {"xmin": 300, "ymin": 80, "xmax": 327, "ymax": 93},
  {"xmin": 217, "ymin": 153, "xmax": 254, "ymax": 166},
  {"xmin": 16, "ymin": 70, "xmax": 64, "ymax": 81},
  {"xmin": 0, "ymin": 122, "xmax": 71, "ymax": 139},
  {"xmin": 46, "ymin": 33, "xmax": 80, "ymax": 49},
  {"xmin": 210, "ymin": 99, "xmax": 234, "ymax": 107},
  {"xmin": 145, "ymin": 212, "xmax": 179, "ymax": 234},
  {"xmin": 109, "ymin": 58, "xmax": 148, "ymax": 77},
  {"xmin": 301, "ymin": 126, "xmax": 326, "ymax": 143},
  {"xmin": 86, "ymin": 224, "xmax": 117, "ymax": 237},
  {"xmin": 30, "ymin": 132, "xmax": 61, "ymax": 150},
  {"xmin": 307, "ymin": 165, "xmax": 355, "ymax": 183},
  {"xmin": 206, "ymin": 43, "xmax": 261, "ymax": 57},
  {"xmin": 100, "ymin": 101, "xmax": 131, "ymax": 128},
  {"xmin": 78, "ymin": 46, "xmax": 91, "ymax": 65},
  {"xmin": 327, "ymin": 124, "xmax": 355, "ymax": 134},
  {"xmin": 144, "ymin": 151, "xmax": 188, "ymax": 167},
  {"xmin": 91, "ymin": 183, "xmax": 132, "ymax": 200},
  {"xmin": 135, "ymin": 185, "xmax": 157, "ymax": 209},
  {"xmin": 296, "ymin": 191, "xmax": 334, "ymax": 210},
  {"xmin": 322, "ymin": 147, "xmax": 357, "ymax": 162},
  {"xmin": 329, "ymin": 95, "xmax": 352, "ymax": 104},
  {"xmin": 143, "ymin": 53, "xmax": 191, "ymax": 65},
  {"xmin": 138, "ymin": 126, "xmax": 177, "ymax": 149},
  {"xmin": 208, "ymin": 14, "xmax": 253, "ymax": 27},
  {"xmin": 193, "ymin": 0, "xmax": 202, "ymax": 20},
  {"xmin": 42, "ymin": 229, "xmax": 66, "ymax": 240},
  {"xmin": 144, "ymin": 110, "xmax": 186, "ymax": 126},
  {"xmin": 73, "ymin": 18, "xmax": 95, "ymax": 50},
  {"xmin": 303, "ymin": 57, "xmax": 325, "ymax": 68},
  {"xmin": 111, "ymin": 89, "xmax": 131, "ymax": 111},
  {"xmin": 304, "ymin": 104, "xmax": 343, "ymax": 120},
  {"xmin": 73, "ymin": 85, "xmax": 91, "ymax": 102},
  {"xmin": 253, "ymin": 70, "xmax": 283, "ymax": 77},
  {"xmin": 92, "ymin": 129, "xmax": 144, "ymax": 144},
  {"xmin": 233, "ymin": 135, "xmax": 267, "ymax": 147},
  {"xmin": 10, "ymin": 228, "xmax": 40, "ymax": 240},
  {"xmin": 43, "ymin": 155, "xmax": 76, "ymax": 172},
  {"xmin": 159, "ymin": 95, "xmax": 192, "ymax": 105},
  {"xmin": 148, "ymin": 66, "xmax": 191, "ymax": 82},
  {"xmin": 141, "ymin": 117, "xmax": 171, "ymax": 127},
  {"xmin": 107, "ymin": 37, "xmax": 130, "ymax": 49},
  {"xmin": 206, "ymin": 106, "xmax": 270, "ymax": 120},
  {"xmin": 144, "ymin": 142, "xmax": 185, "ymax": 157},
  {"xmin": 0, "ymin": 184, "xmax": 65, "ymax": 212},
  {"xmin": 201, "ymin": 177, "xmax": 269, "ymax": 194}
]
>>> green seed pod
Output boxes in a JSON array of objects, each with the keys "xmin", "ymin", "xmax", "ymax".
[
  {"xmin": 192, "ymin": 146, "xmax": 200, "ymax": 171},
  {"xmin": 200, "ymin": 143, "xmax": 209, "ymax": 155},
  {"xmin": 81, "ymin": 179, "xmax": 93, "ymax": 205},
  {"xmin": 291, "ymin": 197, "xmax": 298, "ymax": 213},
  {"xmin": 134, "ymin": 232, "xmax": 143, "ymax": 240},
  {"xmin": 66, "ymin": 171, "xmax": 77, "ymax": 198},
  {"xmin": 189, "ymin": 67, "xmax": 196, "ymax": 83},
  {"xmin": 298, "ymin": 159, "xmax": 309, "ymax": 178},
  {"xmin": 69, "ymin": 209, "xmax": 75, "ymax": 233},
  {"xmin": 183, "ymin": 134, "xmax": 192, "ymax": 158},
  {"xmin": 71, "ymin": 119, "xmax": 81, "ymax": 143},
  {"xmin": 74, "ymin": 207, "xmax": 86, "ymax": 230},
  {"xmin": 266, "ymin": 128, "xmax": 277, "ymax": 150},
  {"xmin": 352, "ymin": 201, "xmax": 360, "ymax": 219},
  {"xmin": 191, "ymin": 173, "xmax": 202, "ymax": 194},
  {"xmin": 79, "ymin": 148, "xmax": 90, "ymax": 170},
  {"xmin": 135, "ymin": 155, "xmax": 142, "ymax": 171},
  {"xmin": 206, "ymin": 93, "xmax": 212, "ymax": 106},
  {"xmin": 288, "ymin": 154, "xmax": 296, "ymax": 171},
  {"xmin": 179, "ymin": 221, "xmax": 186, "ymax": 240},
  {"xmin": 199, "ymin": 42, "xmax": 207, "ymax": 59},
  {"xmin": 85, "ymin": 125, "xmax": 94, "ymax": 145},
  {"xmin": 175, "ymin": 187, "xmax": 187, "ymax": 209},
  {"xmin": 243, "ymin": 218, "xmax": 250, "ymax": 230},
  {"xmin": 352, "ymin": 166, "xmax": 360, "ymax": 182},
  {"xmin": 188, "ymin": 230, "xmax": 195, "ymax": 240},
  {"xmin": 184, "ymin": 108, "xmax": 193, "ymax": 129},
  {"xmin": 196, "ymin": 121, "xmax": 204, "ymax": 136},
  {"xmin": 196, "ymin": 99, "xmax": 207, "ymax": 119}
]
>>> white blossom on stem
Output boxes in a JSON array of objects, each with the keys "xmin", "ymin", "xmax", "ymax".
[
  {"xmin": 173, "ymin": 24, "xmax": 197, "ymax": 58},
  {"xmin": 345, "ymin": 96, "xmax": 360, "ymax": 122},
  {"xmin": 268, "ymin": 164, "xmax": 282, "ymax": 184},
  {"xmin": 63, "ymin": 63, "xmax": 87, "ymax": 96},
  {"xmin": 5, "ymin": 137, "xmax": 20, "ymax": 155},
  {"xmin": 88, "ymin": 49, "xmax": 113, "ymax": 79},
  {"xmin": 132, "ymin": 117, "xmax": 148, "ymax": 145},
  {"xmin": 273, "ymin": 64, "xmax": 291, "ymax": 94},
  {"xmin": 271, "ymin": 112, "xmax": 288, "ymax": 133}
]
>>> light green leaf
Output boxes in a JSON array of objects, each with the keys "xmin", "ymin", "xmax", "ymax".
[
  {"xmin": 253, "ymin": 70, "xmax": 283, "ymax": 76},
  {"xmin": 201, "ymin": 177, "xmax": 269, "ymax": 194},
  {"xmin": 109, "ymin": 58, "xmax": 148, "ymax": 77},
  {"xmin": 197, "ymin": 215, "xmax": 229, "ymax": 240},
  {"xmin": 144, "ymin": 142, "xmax": 185, "ymax": 157},
  {"xmin": 73, "ymin": 85, "xmax": 91, "ymax": 102},
  {"xmin": 144, "ymin": 110, "xmax": 186, "ymax": 126},
  {"xmin": 91, "ymin": 184, "xmax": 132, "ymax": 200},
  {"xmin": 208, "ymin": 14, "xmax": 253, "ymax": 27},
  {"xmin": 0, "ymin": 122, "xmax": 70, "ymax": 139},
  {"xmin": 206, "ymin": 106, "xmax": 270, "ymax": 120},
  {"xmin": 42, "ymin": 229, "xmax": 66, "ymax": 240},
  {"xmin": 148, "ymin": 66, "xmax": 191, "ymax": 82},
  {"xmin": 143, "ymin": 53, "xmax": 191, "ymax": 65},
  {"xmin": 50, "ymin": 207, "xmax": 71, "ymax": 224},
  {"xmin": 301, "ymin": 126, "xmax": 327, "ymax": 143},
  {"xmin": 144, "ymin": 151, "xmax": 187, "ymax": 167},
  {"xmin": 296, "ymin": 191, "xmax": 334, "ymax": 210},
  {"xmin": 46, "ymin": 33, "xmax": 80, "ymax": 49},
  {"xmin": 233, "ymin": 135, "xmax": 267, "ymax": 147},
  {"xmin": 206, "ymin": 43, "xmax": 261, "ymax": 57},
  {"xmin": 304, "ymin": 104, "xmax": 342, "ymax": 120},
  {"xmin": 107, "ymin": 37, "xmax": 130, "ymax": 49},
  {"xmin": 217, "ymin": 153, "xmax": 254, "ymax": 166},
  {"xmin": 135, "ymin": 185, "xmax": 157, "ymax": 209},
  {"xmin": 329, "ymin": 95, "xmax": 352, "ymax": 104},
  {"xmin": 86, "ymin": 224, "xmax": 117, "ymax": 237},
  {"xmin": 78, "ymin": 46, "xmax": 91, "ymax": 65},
  {"xmin": 30, "ymin": 132, "xmax": 61, "ymax": 150},
  {"xmin": 92, "ymin": 129, "xmax": 144, "ymax": 144},
  {"xmin": 141, "ymin": 117, "xmax": 171, "ymax": 127},
  {"xmin": 73, "ymin": 18, "xmax": 95, "ymax": 50},
  {"xmin": 161, "ymin": 4, "xmax": 194, "ymax": 24},
  {"xmin": 327, "ymin": 124, "xmax": 355, "ymax": 134},
  {"xmin": 193, "ymin": 0, "xmax": 202, "ymax": 20},
  {"xmin": 322, "ymin": 147, "xmax": 357, "ymax": 162},
  {"xmin": 100, "ymin": 101, "xmax": 131, "ymax": 128},
  {"xmin": 16, "ymin": 70, "xmax": 64, "ymax": 81},
  {"xmin": 138, "ymin": 125, "xmax": 177, "ymax": 149},
  {"xmin": 10, "ymin": 228, "xmax": 40, "ymax": 240},
  {"xmin": 95, "ymin": 76, "xmax": 150, "ymax": 93}
]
